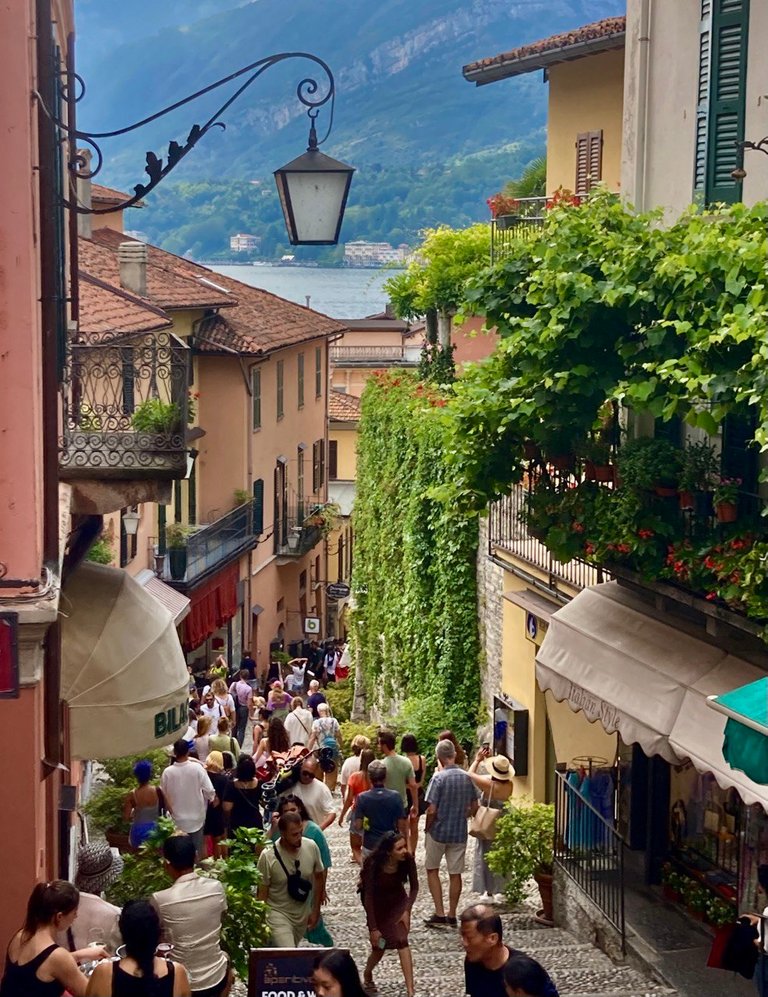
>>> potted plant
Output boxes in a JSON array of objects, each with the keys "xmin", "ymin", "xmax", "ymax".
[
  {"xmin": 679, "ymin": 440, "xmax": 719, "ymax": 512},
  {"xmin": 616, "ymin": 437, "xmax": 682, "ymax": 495},
  {"xmin": 682, "ymin": 879, "xmax": 709, "ymax": 921},
  {"xmin": 131, "ymin": 398, "xmax": 182, "ymax": 435},
  {"xmin": 661, "ymin": 863, "xmax": 684, "ymax": 902},
  {"xmin": 486, "ymin": 800, "xmax": 555, "ymax": 923},
  {"xmin": 713, "ymin": 477, "xmax": 741, "ymax": 523},
  {"xmin": 233, "ymin": 488, "xmax": 250, "ymax": 507},
  {"xmin": 305, "ymin": 502, "xmax": 341, "ymax": 537},
  {"xmin": 581, "ymin": 438, "xmax": 615, "ymax": 483},
  {"xmin": 487, "ymin": 193, "xmax": 522, "ymax": 229},
  {"xmin": 165, "ymin": 522, "xmax": 191, "ymax": 580},
  {"xmin": 82, "ymin": 784, "xmax": 132, "ymax": 851},
  {"xmin": 706, "ymin": 896, "xmax": 735, "ymax": 932}
]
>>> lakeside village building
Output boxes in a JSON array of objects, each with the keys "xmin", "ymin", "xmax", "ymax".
[{"xmin": 343, "ymin": 240, "xmax": 411, "ymax": 267}]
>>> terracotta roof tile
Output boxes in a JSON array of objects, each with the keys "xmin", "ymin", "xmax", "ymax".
[
  {"xmin": 81, "ymin": 230, "xmax": 346, "ymax": 355},
  {"xmin": 463, "ymin": 16, "xmax": 626, "ymax": 82},
  {"xmin": 82, "ymin": 231, "xmax": 236, "ymax": 311},
  {"xmin": 329, "ymin": 390, "xmax": 362, "ymax": 422},
  {"xmin": 77, "ymin": 271, "xmax": 172, "ymax": 343},
  {"xmin": 91, "ymin": 182, "xmax": 141, "ymax": 205}
]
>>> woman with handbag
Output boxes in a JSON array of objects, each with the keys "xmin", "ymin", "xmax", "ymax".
[{"xmin": 468, "ymin": 749, "xmax": 514, "ymax": 903}]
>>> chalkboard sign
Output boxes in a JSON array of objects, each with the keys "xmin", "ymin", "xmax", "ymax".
[{"xmin": 248, "ymin": 947, "xmax": 348, "ymax": 997}]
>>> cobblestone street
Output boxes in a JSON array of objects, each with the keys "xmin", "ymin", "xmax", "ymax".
[{"xmin": 234, "ymin": 781, "xmax": 677, "ymax": 997}]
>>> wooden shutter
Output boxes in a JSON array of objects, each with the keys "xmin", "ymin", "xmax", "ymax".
[
  {"xmin": 328, "ymin": 440, "xmax": 338, "ymax": 480},
  {"xmin": 706, "ymin": 0, "xmax": 749, "ymax": 204},
  {"xmin": 575, "ymin": 131, "xmax": 602, "ymax": 194},
  {"xmin": 252, "ymin": 478, "xmax": 264, "ymax": 535}
]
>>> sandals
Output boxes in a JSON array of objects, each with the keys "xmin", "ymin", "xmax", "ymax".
[{"xmin": 423, "ymin": 914, "xmax": 449, "ymax": 927}]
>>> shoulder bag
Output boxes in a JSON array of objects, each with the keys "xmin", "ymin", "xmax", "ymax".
[
  {"xmin": 273, "ymin": 844, "xmax": 312, "ymax": 903},
  {"xmin": 469, "ymin": 782, "xmax": 501, "ymax": 842}
]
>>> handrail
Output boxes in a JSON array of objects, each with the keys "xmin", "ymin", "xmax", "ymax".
[{"xmin": 553, "ymin": 768, "xmax": 625, "ymax": 949}]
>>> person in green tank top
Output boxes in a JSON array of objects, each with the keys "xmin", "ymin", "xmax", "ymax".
[{"xmin": 377, "ymin": 730, "xmax": 418, "ymax": 818}]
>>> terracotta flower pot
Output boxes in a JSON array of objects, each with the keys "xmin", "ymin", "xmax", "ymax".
[
  {"xmin": 715, "ymin": 501, "xmax": 738, "ymax": 523},
  {"xmin": 654, "ymin": 485, "xmax": 678, "ymax": 498},
  {"xmin": 679, "ymin": 490, "xmax": 695, "ymax": 510},
  {"xmin": 533, "ymin": 870, "xmax": 554, "ymax": 925},
  {"xmin": 663, "ymin": 886, "xmax": 680, "ymax": 903}
]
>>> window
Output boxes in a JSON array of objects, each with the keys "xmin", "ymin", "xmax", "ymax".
[
  {"xmin": 253, "ymin": 478, "xmax": 264, "ymax": 535},
  {"xmin": 575, "ymin": 130, "xmax": 602, "ymax": 194},
  {"xmin": 328, "ymin": 440, "xmax": 338, "ymax": 480},
  {"xmin": 274, "ymin": 459, "xmax": 288, "ymax": 551},
  {"xmin": 696, "ymin": 0, "xmax": 749, "ymax": 204},
  {"xmin": 297, "ymin": 446, "xmax": 305, "ymax": 522},
  {"xmin": 276, "ymin": 360, "xmax": 284, "ymax": 420},
  {"xmin": 297, "ymin": 352, "xmax": 305, "ymax": 408},
  {"xmin": 251, "ymin": 367, "xmax": 261, "ymax": 430},
  {"xmin": 312, "ymin": 439, "xmax": 325, "ymax": 492},
  {"xmin": 315, "ymin": 346, "xmax": 323, "ymax": 398}
]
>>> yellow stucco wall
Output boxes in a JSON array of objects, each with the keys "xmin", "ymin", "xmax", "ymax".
[
  {"xmin": 330, "ymin": 425, "xmax": 358, "ymax": 480},
  {"xmin": 546, "ymin": 49, "xmax": 625, "ymax": 195}
]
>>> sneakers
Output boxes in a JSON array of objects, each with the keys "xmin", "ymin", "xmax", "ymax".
[{"xmin": 424, "ymin": 914, "xmax": 449, "ymax": 927}]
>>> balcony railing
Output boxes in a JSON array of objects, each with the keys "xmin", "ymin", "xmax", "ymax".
[
  {"xmin": 554, "ymin": 768, "xmax": 625, "ymax": 950},
  {"xmin": 329, "ymin": 345, "xmax": 407, "ymax": 364},
  {"xmin": 489, "ymin": 484, "xmax": 605, "ymax": 593},
  {"xmin": 491, "ymin": 196, "xmax": 548, "ymax": 263},
  {"xmin": 165, "ymin": 501, "xmax": 260, "ymax": 587},
  {"xmin": 59, "ymin": 331, "xmax": 189, "ymax": 480},
  {"xmin": 274, "ymin": 496, "xmax": 327, "ymax": 559}
]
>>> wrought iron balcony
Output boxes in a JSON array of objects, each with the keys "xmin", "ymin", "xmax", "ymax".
[
  {"xmin": 59, "ymin": 331, "xmax": 189, "ymax": 480},
  {"xmin": 488, "ymin": 484, "xmax": 605, "ymax": 594},
  {"xmin": 491, "ymin": 196, "xmax": 548, "ymax": 263},
  {"xmin": 164, "ymin": 501, "xmax": 261, "ymax": 587},
  {"xmin": 274, "ymin": 496, "xmax": 329, "ymax": 559}
]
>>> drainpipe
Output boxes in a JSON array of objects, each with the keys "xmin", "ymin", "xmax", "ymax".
[{"xmin": 625, "ymin": 0, "xmax": 652, "ymax": 210}]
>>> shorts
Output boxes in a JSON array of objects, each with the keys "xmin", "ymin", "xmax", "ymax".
[
  {"xmin": 267, "ymin": 907, "xmax": 307, "ymax": 947},
  {"xmin": 424, "ymin": 833, "xmax": 467, "ymax": 875}
]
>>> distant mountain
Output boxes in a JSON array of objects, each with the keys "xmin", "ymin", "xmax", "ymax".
[{"xmin": 74, "ymin": 0, "xmax": 623, "ymax": 256}]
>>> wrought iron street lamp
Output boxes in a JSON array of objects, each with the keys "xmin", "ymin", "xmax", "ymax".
[{"xmin": 46, "ymin": 52, "xmax": 354, "ymax": 245}]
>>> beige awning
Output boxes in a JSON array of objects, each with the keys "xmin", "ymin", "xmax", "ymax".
[
  {"xmin": 135, "ymin": 569, "xmax": 191, "ymax": 624},
  {"xmin": 535, "ymin": 582, "xmax": 768, "ymax": 808},
  {"xmin": 61, "ymin": 563, "xmax": 190, "ymax": 759}
]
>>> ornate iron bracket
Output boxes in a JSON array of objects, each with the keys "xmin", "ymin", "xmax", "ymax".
[
  {"xmin": 41, "ymin": 52, "xmax": 336, "ymax": 214},
  {"xmin": 731, "ymin": 137, "xmax": 768, "ymax": 181}
]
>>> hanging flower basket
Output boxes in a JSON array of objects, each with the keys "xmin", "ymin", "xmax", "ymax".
[{"xmin": 715, "ymin": 501, "xmax": 738, "ymax": 523}]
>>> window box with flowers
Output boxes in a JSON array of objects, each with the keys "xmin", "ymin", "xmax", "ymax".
[{"xmin": 713, "ymin": 477, "xmax": 741, "ymax": 523}]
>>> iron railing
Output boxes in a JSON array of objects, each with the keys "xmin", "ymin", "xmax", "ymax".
[
  {"xmin": 491, "ymin": 196, "xmax": 548, "ymax": 262},
  {"xmin": 59, "ymin": 331, "xmax": 189, "ymax": 480},
  {"xmin": 329, "ymin": 345, "xmax": 406, "ymax": 363},
  {"xmin": 166, "ymin": 502, "xmax": 260, "ymax": 586},
  {"xmin": 489, "ymin": 485, "xmax": 604, "ymax": 593},
  {"xmin": 274, "ymin": 495, "xmax": 326, "ymax": 558},
  {"xmin": 553, "ymin": 769, "xmax": 625, "ymax": 950}
]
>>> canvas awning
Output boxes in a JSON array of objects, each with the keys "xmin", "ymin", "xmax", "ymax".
[
  {"xmin": 535, "ymin": 582, "xmax": 768, "ymax": 808},
  {"xmin": 134, "ymin": 569, "xmax": 191, "ymax": 625},
  {"xmin": 61, "ymin": 562, "xmax": 190, "ymax": 759},
  {"xmin": 708, "ymin": 677, "xmax": 768, "ymax": 785}
]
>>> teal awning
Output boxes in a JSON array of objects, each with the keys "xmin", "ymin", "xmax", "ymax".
[{"xmin": 709, "ymin": 678, "xmax": 768, "ymax": 785}]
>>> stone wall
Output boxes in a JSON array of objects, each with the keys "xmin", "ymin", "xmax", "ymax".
[{"xmin": 476, "ymin": 516, "xmax": 505, "ymax": 728}]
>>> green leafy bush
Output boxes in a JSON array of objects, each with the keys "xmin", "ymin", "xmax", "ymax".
[
  {"xmin": 339, "ymin": 720, "xmax": 380, "ymax": 749},
  {"xmin": 86, "ymin": 537, "xmax": 113, "ymax": 564},
  {"xmin": 82, "ymin": 784, "xmax": 131, "ymax": 836},
  {"xmin": 487, "ymin": 800, "xmax": 554, "ymax": 905},
  {"xmin": 324, "ymin": 678, "xmax": 354, "ymax": 722},
  {"xmin": 131, "ymin": 398, "xmax": 181, "ymax": 434},
  {"xmin": 100, "ymin": 750, "xmax": 170, "ymax": 787}
]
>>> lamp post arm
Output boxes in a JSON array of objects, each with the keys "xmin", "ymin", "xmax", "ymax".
[{"xmin": 39, "ymin": 51, "xmax": 336, "ymax": 214}]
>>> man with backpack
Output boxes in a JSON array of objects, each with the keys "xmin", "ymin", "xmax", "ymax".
[{"xmin": 308, "ymin": 702, "xmax": 343, "ymax": 792}]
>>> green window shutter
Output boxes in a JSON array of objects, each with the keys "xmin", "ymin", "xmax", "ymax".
[
  {"xmin": 694, "ymin": 0, "xmax": 712, "ymax": 194},
  {"xmin": 252, "ymin": 478, "xmax": 264, "ymax": 535},
  {"xmin": 706, "ymin": 0, "xmax": 749, "ymax": 205}
]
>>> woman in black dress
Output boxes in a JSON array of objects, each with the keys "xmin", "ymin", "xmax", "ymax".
[
  {"xmin": 86, "ymin": 900, "xmax": 189, "ymax": 996},
  {"xmin": 203, "ymin": 751, "xmax": 230, "ymax": 858},
  {"xmin": 222, "ymin": 755, "xmax": 263, "ymax": 833},
  {"xmin": 361, "ymin": 832, "xmax": 418, "ymax": 997}
]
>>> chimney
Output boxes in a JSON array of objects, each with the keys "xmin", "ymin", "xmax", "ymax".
[
  {"xmin": 118, "ymin": 241, "xmax": 148, "ymax": 297},
  {"xmin": 76, "ymin": 148, "xmax": 92, "ymax": 239}
]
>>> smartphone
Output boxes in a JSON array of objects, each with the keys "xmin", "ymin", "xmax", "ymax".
[{"xmin": 482, "ymin": 741, "xmax": 490, "ymax": 751}]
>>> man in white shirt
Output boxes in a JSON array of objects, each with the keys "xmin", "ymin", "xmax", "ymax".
[
  {"xmin": 284, "ymin": 696, "xmax": 314, "ymax": 746},
  {"xmin": 160, "ymin": 739, "xmax": 215, "ymax": 858},
  {"xmin": 153, "ymin": 834, "xmax": 231, "ymax": 997},
  {"xmin": 285, "ymin": 756, "xmax": 337, "ymax": 829}
]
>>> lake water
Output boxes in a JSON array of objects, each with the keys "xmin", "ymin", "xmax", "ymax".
[{"xmin": 209, "ymin": 264, "xmax": 392, "ymax": 319}]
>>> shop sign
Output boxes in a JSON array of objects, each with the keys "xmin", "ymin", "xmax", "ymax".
[
  {"xmin": 326, "ymin": 582, "xmax": 351, "ymax": 601},
  {"xmin": 248, "ymin": 947, "xmax": 345, "ymax": 997},
  {"xmin": 525, "ymin": 612, "xmax": 548, "ymax": 646},
  {"xmin": 0, "ymin": 613, "xmax": 19, "ymax": 698},
  {"xmin": 567, "ymin": 682, "xmax": 622, "ymax": 731},
  {"xmin": 154, "ymin": 697, "xmax": 189, "ymax": 739},
  {"xmin": 304, "ymin": 617, "xmax": 321, "ymax": 635}
]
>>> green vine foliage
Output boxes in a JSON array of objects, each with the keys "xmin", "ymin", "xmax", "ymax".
[
  {"xmin": 352, "ymin": 370, "xmax": 480, "ymax": 726},
  {"xmin": 442, "ymin": 194, "xmax": 768, "ymax": 511}
]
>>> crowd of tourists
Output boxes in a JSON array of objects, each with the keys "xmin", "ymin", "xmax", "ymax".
[{"xmin": 0, "ymin": 650, "xmax": 558, "ymax": 997}]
